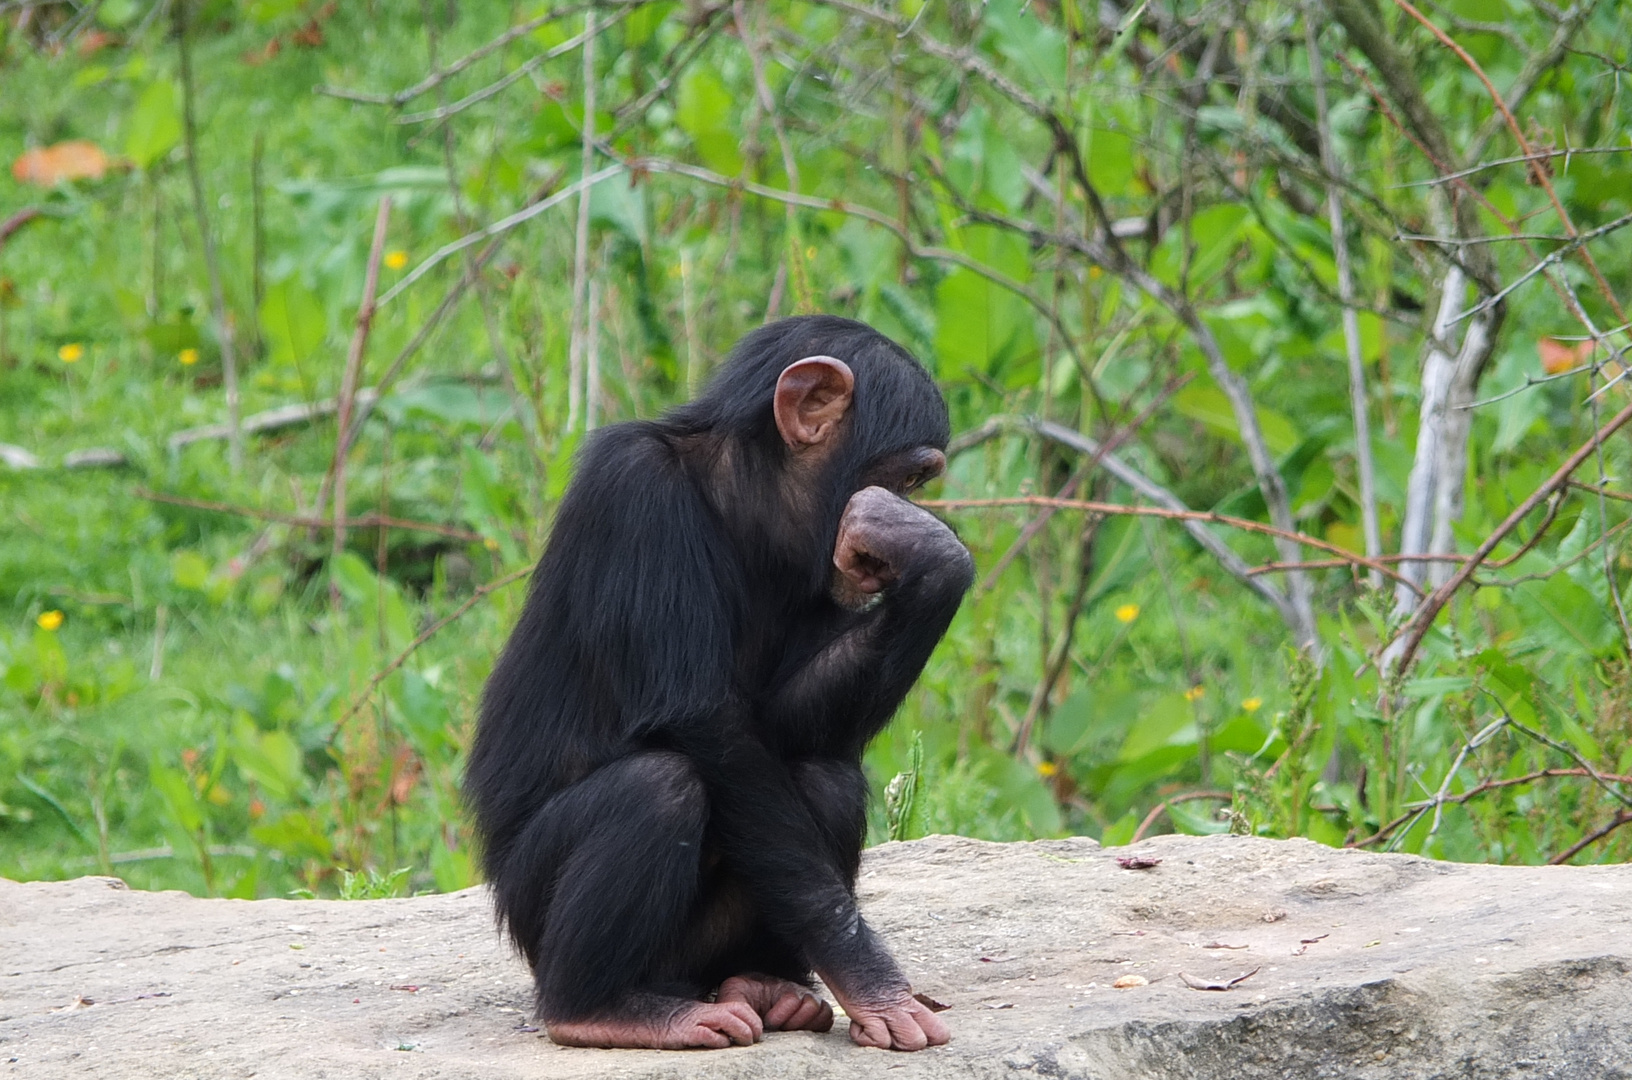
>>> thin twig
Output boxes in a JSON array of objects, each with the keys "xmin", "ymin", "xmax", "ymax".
[
  {"xmin": 135, "ymin": 488, "xmax": 482, "ymax": 542},
  {"xmin": 330, "ymin": 197, "xmax": 393, "ymax": 610},
  {"xmin": 621, "ymin": 155, "xmax": 1084, "ymax": 368},
  {"xmin": 1130, "ymin": 791, "xmax": 1233, "ymax": 843},
  {"xmin": 1392, "ymin": 145, "xmax": 1632, "ymax": 188},
  {"xmin": 1351, "ymin": 767, "xmax": 1632, "ymax": 848},
  {"xmin": 1548, "ymin": 810, "xmax": 1632, "ymax": 865},
  {"xmin": 567, "ymin": 6, "xmax": 598, "ymax": 435},
  {"xmin": 1393, "ymin": 0, "xmax": 1627, "ymax": 326},
  {"xmin": 391, "ymin": 10, "xmax": 631, "ymax": 125},
  {"xmin": 1491, "ymin": 700, "xmax": 1632, "ymax": 811},
  {"xmin": 977, "ymin": 374, "xmax": 1191, "ymax": 593},
  {"xmin": 314, "ymin": 0, "xmax": 632, "ymax": 106},
  {"xmin": 375, "ymin": 165, "xmax": 620, "ymax": 311},
  {"xmin": 1307, "ymin": 10, "xmax": 1381, "ymax": 584},
  {"xmin": 736, "ymin": 0, "xmax": 810, "ymax": 311},
  {"xmin": 328, "ymin": 565, "xmax": 534, "ymax": 741},
  {"xmin": 925, "ymin": 495, "xmax": 1418, "ymax": 595},
  {"xmin": 1387, "ymin": 394, "xmax": 1632, "ymax": 674},
  {"xmin": 177, "ymin": 0, "xmax": 242, "ymax": 474},
  {"xmin": 1448, "ymin": 211, "xmax": 1632, "ymax": 327}
]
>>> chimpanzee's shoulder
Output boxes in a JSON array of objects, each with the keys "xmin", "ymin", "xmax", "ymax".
[{"xmin": 578, "ymin": 420, "xmax": 685, "ymax": 474}]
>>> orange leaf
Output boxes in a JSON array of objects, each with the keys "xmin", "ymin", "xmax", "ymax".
[
  {"xmin": 12, "ymin": 141, "xmax": 110, "ymax": 186},
  {"xmin": 1538, "ymin": 337, "xmax": 1593, "ymax": 375}
]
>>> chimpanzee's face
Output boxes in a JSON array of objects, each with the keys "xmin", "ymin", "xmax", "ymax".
[{"xmin": 860, "ymin": 445, "xmax": 946, "ymax": 498}]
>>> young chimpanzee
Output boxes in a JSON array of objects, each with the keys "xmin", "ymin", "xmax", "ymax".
[{"xmin": 467, "ymin": 315, "xmax": 973, "ymax": 1052}]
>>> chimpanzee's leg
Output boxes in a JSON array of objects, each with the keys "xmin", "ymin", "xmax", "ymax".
[
  {"xmin": 493, "ymin": 751, "xmax": 763, "ymax": 1049},
  {"xmin": 714, "ymin": 758, "xmax": 868, "ymax": 1033}
]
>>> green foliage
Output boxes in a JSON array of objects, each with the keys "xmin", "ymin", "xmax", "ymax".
[{"xmin": 3, "ymin": 0, "xmax": 1631, "ymax": 904}]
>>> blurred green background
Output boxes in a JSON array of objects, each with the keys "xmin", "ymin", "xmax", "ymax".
[{"xmin": 3, "ymin": 0, "xmax": 1631, "ymax": 899}]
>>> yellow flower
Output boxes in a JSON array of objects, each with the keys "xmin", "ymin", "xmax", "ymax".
[
  {"xmin": 1242, "ymin": 697, "xmax": 1263, "ymax": 713},
  {"xmin": 805, "ymin": 245, "xmax": 817, "ymax": 261},
  {"xmin": 1184, "ymin": 685, "xmax": 1204, "ymax": 702},
  {"xmin": 1089, "ymin": 265, "xmax": 1103, "ymax": 279},
  {"xmin": 58, "ymin": 343, "xmax": 84, "ymax": 363},
  {"xmin": 37, "ymin": 610, "xmax": 64, "ymax": 631},
  {"xmin": 384, "ymin": 250, "xmax": 409, "ymax": 270},
  {"xmin": 1115, "ymin": 603, "xmax": 1140, "ymax": 624},
  {"xmin": 483, "ymin": 536, "xmax": 500, "ymax": 552},
  {"xmin": 1036, "ymin": 760, "xmax": 1058, "ymax": 778},
  {"xmin": 178, "ymin": 348, "xmax": 199, "ymax": 366}
]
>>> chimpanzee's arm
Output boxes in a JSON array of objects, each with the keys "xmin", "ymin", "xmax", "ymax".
[
  {"xmin": 767, "ymin": 487, "xmax": 975, "ymax": 756},
  {"xmin": 570, "ymin": 435, "xmax": 924, "ymax": 1026}
]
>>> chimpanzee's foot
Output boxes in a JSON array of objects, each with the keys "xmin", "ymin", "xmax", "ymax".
[
  {"xmin": 717, "ymin": 973, "xmax": 835, "ymax": 1033},
  {"xmin": 545, "ymin": 998, "xmax": 763, "ymax": 1049}
]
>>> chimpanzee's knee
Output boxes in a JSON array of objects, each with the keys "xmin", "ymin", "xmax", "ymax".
[{"xmin": 792, "ymin": 759, "xmax": 868, "ymax": 886}]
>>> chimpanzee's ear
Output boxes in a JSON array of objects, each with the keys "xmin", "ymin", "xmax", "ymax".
[{"xmin": 774, "ymin": 355, "xmax": 855, "ymax": 450}]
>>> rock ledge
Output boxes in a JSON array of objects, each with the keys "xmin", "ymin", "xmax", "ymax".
[{"xmin": 3, "ymin": 834, "xmax": 1630, "ymax": 1079}]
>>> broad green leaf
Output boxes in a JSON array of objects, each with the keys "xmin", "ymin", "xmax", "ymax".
[
  {"xmin": 1085, "ymin": 128, "xmax": 1133, "ymax": 196},
  {"xmin": 623, "ymin": 2, "xmax": 676, "ymax": 47},
  {"xmin": 1117, "ymin": 693, "xmax": 1195, "ymax": 761},
  {"xmin": 1172, "ymin": 382, "xmax": 1299, "ymax": 455},
  {"xmin": 125, "ymin": 80, "xmax": 180, "ymax": 169},
  {"xmin": 983, "ymin": 0, "xmax": 1067, "ymax": 98},
  {"xmin": 676, "ymin": 67, "xmax": 742, "ymax": 175},
  {"xmin": 171, "ymin": 550, "xmax": 211, "ymax": 591},
  {"xmin": 230, "ymin": 713, "xmax": 304, "ymax": 802},
  {"xmin": 150, "ymin": 760, "xmax": 203, "ymax": 832},
  {"xmin": 259, "ymin": 280, "xmax": 327, "ymax": 371}
]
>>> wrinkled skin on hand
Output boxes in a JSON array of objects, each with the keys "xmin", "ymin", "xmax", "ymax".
[
  {"xmin": 828, "ymin": 984, "xmax": 950, "ymax": 1051},
  {"xmin": 832, "ymin": 485, "xmax": 970, "ymax": 609}
]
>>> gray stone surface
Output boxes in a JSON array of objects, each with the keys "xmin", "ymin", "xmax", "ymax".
[{"xmin": 3, "ymin": 834, "xmax": 1629, "ymax": 1079}]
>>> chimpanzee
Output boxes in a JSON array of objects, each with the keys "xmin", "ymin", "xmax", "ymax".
[{"xmin": 467, "ymin": 315, "xmax": 973, "ymax": 1052}]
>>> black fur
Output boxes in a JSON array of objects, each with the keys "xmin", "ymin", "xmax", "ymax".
[{"xmin": 466, "ymin": 315, "xmax": 971, "ymax": 1022}]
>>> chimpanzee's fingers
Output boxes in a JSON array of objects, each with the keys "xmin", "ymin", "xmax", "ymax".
[
  {"xmin": 762, "ymin": 991, "xmax": 797, "ymax": 1029},
  {"xmin": 880, "ymin": 1006, "xmax": 930, "ymax": 1051},
  {"xmin": 907, "ymin": 998, "xmax": 950, "ymax": 1046},
  {"xmin": 685, "ymin": 1023, "xmax": 732, "ymax": 1050},
  {"xmin": 848, "ymin": 1015, "xmax": 893, "ymax": 1049},
  {"xmin": 775, "ymin": 993, "xmax": 832, "ymax": 1032},
  {"xmin": 803, "ymin": 996, "xmax": 836, "ymax": 1032},
  {"xmin": 706, "ymin": 1000, "xmax": 763, "ymax": 1045}
]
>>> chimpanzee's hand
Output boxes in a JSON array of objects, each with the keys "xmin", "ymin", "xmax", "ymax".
[
  {"xmin": 833, "ymin": 486, "xmax": 971, "ymax": 608},
  {"xmin": 832, "ymin": 988, "xmax": 950, "ymax": 1051}
]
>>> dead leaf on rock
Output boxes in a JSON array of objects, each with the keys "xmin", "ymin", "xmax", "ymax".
[
  {"xmin": 1300, "ymin": 934, "xmax": 1329, "ymax": 944},
  {"xmin": 389, "ymin": 984, "xmax": 421, "ymax": 992},
  {"xmin": 1115, "ymin": 855, "xmax": 1162, "ymax": 870},
  {"xmin": 49, "ymin": 995, "xmax": 94, "ymax": 1012},
  {"xmin": 1202, "ymin": 942, "xmax": 1249, "ymax": 950},
  {"xmin": 978, "ymin": 955, "xmax": 1015, "ymax": 963},
  {"xmin": 12, "ymin": 141, "xmax": 111, "ymax": 186},
  {"xmin": 983, "ymin": 1001, "xmax": 1016, "ymax": 1009},
  {"xmin": 1112, "ymin": 974, "xmax": 1148, "ymax": 989},
  {"xmin": 1262, "ymin": 910, "xmax": 1287, "ymax": 923},
  {"xmin": 1179, "ymin": 967, "xmax": 1260, "ymax": 991},
  {"xmin": 913, "ymin": 992, "xmax": 951, "ymax": 1012}
]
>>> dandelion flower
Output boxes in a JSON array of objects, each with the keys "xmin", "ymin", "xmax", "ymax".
[
  {"xmin": 385, "ymin": 250, "xmax": 409, "ymax": 270},
  {"xmin": 179, "ymin": 348, "xmax": 199, "ymax": 366},
  {"xmin": 36, "ymin": 610, "xmax": 64, "ymax": 631},
  {"xmin": 58, "ymin": 343, "xmax": 84, "ymax": 363},
  {"xmin": 1184, "ymin": 685, "xmax": 1204, "ymax": 702},
  {"xmin": 1242, "ymin": 697, "xmax": 1263, "ymax": 713},
  {"xmin": 1115, "ymin": 603, "xmax": 1140, "ymax": 623},
  {"xmin": 1036, "ymin": 760, "xmax": 1058, "ymax": 778}
]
